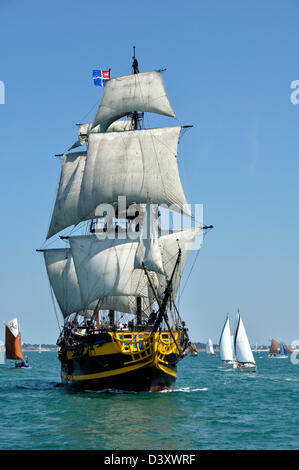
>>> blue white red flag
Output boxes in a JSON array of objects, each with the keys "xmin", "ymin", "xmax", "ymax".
[{"xmin": 93, "ymin": 70, "xmax": 110, "ymax": 87}]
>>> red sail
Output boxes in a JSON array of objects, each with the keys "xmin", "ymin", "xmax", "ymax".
[
  {"xmin": 283, "ymin": 343, "xmax": 293, "ymax": 354},
  {"xmin": 269, "ymin": 339, "xmax": 281, "ymax": 354},
  {"xmin": 5, "ymin": 327, "xmax": 24, "ymax": 361},
  {"xmin": 188, "ymin": 343, "xmax": 199, "ymax": 354}
]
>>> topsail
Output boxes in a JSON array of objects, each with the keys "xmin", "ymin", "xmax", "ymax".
[
  {"xmin": 91, "ymin": 71, "xmax": 176, "ymax": 132},
  {"xmin": 77, "ymin": 126, "xmax": 191, "ymax": 224}
]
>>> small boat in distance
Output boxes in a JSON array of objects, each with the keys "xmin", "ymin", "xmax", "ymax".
[
  {"xmin": 206, "ymin": 338, "xmax": 215, "ymax": 356},
  {"xmin": 219, "ymin": 313, "xmax": 235, "ymax": 366},
  {"xmin": 188, "ymin": 342, "xmax": 199, "ymax": 356},
  {"xmin": 234, "ymin": 311, "xmax": 256, "ymax": 372},
  {"xmin": 268, "ymin": 339, "xmax": 292, "ymax": 358},
  {"xmin": 0, "ymin": 340, "xmax": 5, "ymax": 365},
  {"xmin": 5, "ymin": 318, "xmax": 29, "ymax": 368}
]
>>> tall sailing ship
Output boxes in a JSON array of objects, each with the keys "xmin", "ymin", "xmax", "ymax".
[{"xmin": 37, "ymin": 51, "xmax": 212, "ymax": 392}]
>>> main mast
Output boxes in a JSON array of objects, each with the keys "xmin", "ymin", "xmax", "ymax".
[
  {"xmin": 132, "ymin": 46, "xmax": 143, "ymax": 328},
  {"xmin": 131, "ymin": 46, "xmax": 143, "ymax": 131}
]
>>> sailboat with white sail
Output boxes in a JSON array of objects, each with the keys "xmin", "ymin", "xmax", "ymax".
[
  {"xmin": 37, "ymin": 50, "xmax": 213, "ymax": 392},
  {"xmin": 219, "ymin": 314, "xmax": 235, "ymax": 366},
  {"xmin": 233, "ymin": 311, "xmax": 256, "ymax": 372},
  {"xmin": 206, "ymin": 338, "xmax": 215, "ymax": 355}
]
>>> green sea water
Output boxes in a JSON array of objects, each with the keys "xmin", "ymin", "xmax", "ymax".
[{"xmin": 0, "ymin": 351, "xmax": 298, "ymax": 450}]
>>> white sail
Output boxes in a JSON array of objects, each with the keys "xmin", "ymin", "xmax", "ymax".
[
  {"xmin": 47, "ymin": 152, "xmax": 95, "ymax": 239},
  {"xmin": 68, "ymin": 235, "xmax": 154, "ymax": 309},
  {"xmin": 43, "ymin": 248, "xmax": 153, "ymax": 318},
  {"xmin": 5, "ymin": 317, "xmax": 20, "ymax": 338},
  {"xmin": 156, "ymin": 227, "xmax": 200, "ymax": 300},
  {"xmin": 65, "ymin": 226, "xmax": 198, "ymax": 313},
  {"xmin": 219, "ymin": 315, "xmax": 234, "ymax": 362},
  {"xmin": 68, "ymin": 120, "xmax": 133, "ymax": 151},
  {"xmin": 234, "ymin": 314, "xmax": 255, "ymax": 364},
  {"xmin": 43, "ymin": 248, "xmax": 85, "ymax": 316},
  {"xmin": 96, "ymin": 296, "xmax": 154, "ymax": 317},
  {"xmin": 77, "ymin": 126, "xmax": 191, "ymax": 225},
  {"xmin": 91, "ymin": 71, "xmax": 176, "ymax": 132},
  {"xmin": 206, "ymin": 338, "xmax": 215, "ymax": 354}
]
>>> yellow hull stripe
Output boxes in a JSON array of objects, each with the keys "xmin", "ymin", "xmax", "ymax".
[
  {"xmin": 62, "ymin": 358, "xmax": 153, "ymax": 382},
  {"xmin": 157, "ymin": 362, "xmax": 177, "ymax": 378}
]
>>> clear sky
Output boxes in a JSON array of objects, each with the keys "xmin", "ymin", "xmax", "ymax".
[{"xmin": 0, "ymin": 0, "xmax": 298, "ymax": 346}]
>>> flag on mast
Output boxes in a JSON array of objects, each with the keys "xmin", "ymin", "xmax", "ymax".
[{"xmin": 93, "ymin": 69, "xmax": 110, "ymax": 87}]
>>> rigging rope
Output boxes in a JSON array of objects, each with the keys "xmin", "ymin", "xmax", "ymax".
[{"xmin": 47, "ymin": 280, "xmax": 62, "ymax": 334}]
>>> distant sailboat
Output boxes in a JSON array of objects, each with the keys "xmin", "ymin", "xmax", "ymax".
[
  {"xmin": 5, "ymin": 318, "xmax": 29, "ymax": 368},
  {"xmin": 0, "ymin": 340, "xmax": 5, "ymax": 365},
  {"xmin": 268, "ymin": 339, "xmax": 292, "ymax": 358},
  {"xmin": 219, "ymin": 314, "xmax": 234, "ymax": 365},
  {"xmin": 234, "ymin": 312, "xmax": 256, "ymax": 372},
  {"xmin": 206, "ymin": 338, "xmax": 215, "ymax": 355},
  {"xmin": 188, "ymin": 342, "xmax": 199, "ymax": 356}
]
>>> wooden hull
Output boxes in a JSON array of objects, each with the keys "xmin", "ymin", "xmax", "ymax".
[{"xmin": 59, "ymin": 330, "xmax": 184, "ymax": 392}]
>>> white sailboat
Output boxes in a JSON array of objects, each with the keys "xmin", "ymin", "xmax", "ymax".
[
  {"xmin": 206, "ymin": 338, "xmax": 215, "ymax": 355},
  {"xmin": 219, "ymin": 314, "xmax": 234, "ymax": 365},
  {"xmin": 233, "ymin": 311, "xmax": 256, "ymax": 372}
]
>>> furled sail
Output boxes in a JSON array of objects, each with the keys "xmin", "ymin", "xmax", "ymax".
[
  {"xmin": 91, "ymin": 71, "xmax": 176, "ymax": 132},
  {"xmin": 47, "ymin": 152, "xmax": 93, "ymax": 240},
  {"xmin": 77, "ymin": 126, "xmax": 191, "ymax": 224},
  {"xmin": 134, "ymin": 201, "xmax": 164, "ymax": 274}
]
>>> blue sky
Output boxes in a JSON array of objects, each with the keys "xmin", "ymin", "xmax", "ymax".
[{"xmin": 0, "ymin": 0, "xmax": 298, "ymax": 345}]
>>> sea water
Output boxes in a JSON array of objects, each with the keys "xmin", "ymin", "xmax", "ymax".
[{"xmin": 0, "ymin": 351, "xmax": 298, "ymax": 450}]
